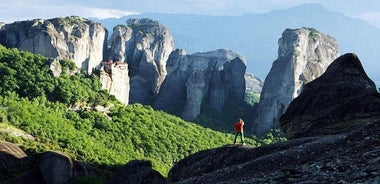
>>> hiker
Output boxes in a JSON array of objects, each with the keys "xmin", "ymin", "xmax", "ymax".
[{"xmin": 233, "ymin": 118, "xmax": 245, "ymax": 144}]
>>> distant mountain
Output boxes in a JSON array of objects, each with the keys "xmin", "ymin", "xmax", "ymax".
[{"xmin": 94, "ymin": 3, "xmax": 380, "ymax": 85}]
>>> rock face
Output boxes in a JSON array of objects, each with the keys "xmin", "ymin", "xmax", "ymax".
[
  {"xmin": 280, "ymin": 53, "xmax": 380, "ymax": 139},
  {"xmin": 245, "ymin": 73, "xmax": 263, "ymax": 93},
  {"xmin": 168, "ymin": 119, "xmax": 380, "ymax": 183},
  {"xmin": 107, "ymin": 160, "xmax": 166, "ymax": 184},
  {"xmin": 0, "ymin": 141, "xmax": 27, "ymax": 170},
  {"xmin": 252, "ymin": 28, "xmax": 339, "ymax": 135},
  {"xmin": 98, "ymin": 61, "xmax": 130, "ymax": 104},
  {"xmin": 109, "ymin": 18, "xmax": 174, "ymax": 104},
  {"xmin": 153, "ymin": 49, "xmax": 246, "ymax": 120},
  {"xmin": 39, "ymin": 151, "xmax": 74, "ymax": 184},
  {"xmin": 0, "ymin": 16, "xmax": 107, "ymax": 74}
]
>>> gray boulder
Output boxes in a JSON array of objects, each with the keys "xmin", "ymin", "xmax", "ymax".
[
  {"xmin": 0, "ymin": 16, "xmax": 107, "ymax": 74},
  {"xmin": 39, "ymin": 151, "xmax": 74, "ymax": 184},
  {"xmin": 153, "ymin": 49, "xmax": 246, "ymax": 120},
  {"xmin": 107, "ymin": 160, "xmax": 166, "ymax": 184},
  {"xmin": 0, "ymin": 141, "xmax": 27, "ymax": 170},
  {"xmin": 251, "ymin": 27, "xmax": 339, "ymax": 135}
]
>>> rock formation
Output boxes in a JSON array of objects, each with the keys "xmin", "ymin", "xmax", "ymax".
[
  {"xmin": 167, "ymin": 120, "xmax": 380, "ymax": 183},
  {"xmin": 109, "ymin": 18, "xmax": 174, "ymax": 105},
  {"xmin": 39, "ymin": 151, "xmax": 74, "ymax": 184},
  {"xmin": 0, "ymin": 141, "xmax": 27, "ymax": 171},
  {"xmin": 280, "ymin": 53, "xmax": 380, "ymax": 139},
  {"xmin": 97, "ymin": 61, "xmax": 130, "ymax": 104},
  {"xmin": 166, "ymin": 55, "xmax": 380, "ymax": 182},
  {"xmin": 0, "ymin": 16, "xmax": 107, "ymax": 74},
  {"xmin": 0, "ymin": 142, "xmax": 101, "ymax": 184},
  {"xmin": 107, "ymin": 160, "xmax": 166, "ymax": 184},
  {"xmin": 251, "ymin": 28, "xmax": 339, "ymax": 135},
  {"xmin": 153, "ymin": 49, "xmax": 246, "ymax": 120},
  {"xmin": 245, "ymin": 73, "xmax": 263, "ymax": 93}
]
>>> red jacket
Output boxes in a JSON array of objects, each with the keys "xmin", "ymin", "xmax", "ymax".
[{"xmin": 234, "ymin": 119, "xmax": 244, "ymax": 133}]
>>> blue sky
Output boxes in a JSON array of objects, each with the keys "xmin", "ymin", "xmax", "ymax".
[{"xmin": 2, "ymin": 0, "xmax": 380, "ymax": 28}]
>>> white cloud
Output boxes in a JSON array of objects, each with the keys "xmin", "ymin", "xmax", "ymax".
[
  {"xmin": 357, "ymin": 12, "xmax": 380, "ymax": 29},
  {"xmin": 82, "ymin": 7, "xmax": 138, "ymax": 19}
]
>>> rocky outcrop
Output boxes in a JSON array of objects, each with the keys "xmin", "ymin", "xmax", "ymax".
[
  {"xmin": 109, "ymin": 18, "xmax": 174, "ymax": 105},
  {"xmin": 168, "ymin": 118, "xmax": 380, "ymax": 183},
  {"xmin": 279, "ymin": 53, "xmax": 380, "ymax": 139},
  {"xmin": 251, "ymin": 28, "xmax": 339, "ymax": 135},
  {"xmin": 153, "ymin": 49, "xmax": 246, "ymax": 120},
  {"xmin": 98, "ymin": 61, "xmax": 130, "ymax": 104},
  {"xmin": 2, "ymin": 149, "xmax": 101, "ymax": 184},
  {"xmin": 107, "ymin": 160, "xmax": 166, "ymax": 184},
  {"xmin": 245, "ymin": 73, "xmax": 263, "ymax": 93},
  {"xmin": 39, "ymin": 151, "xmax": 74, "ymax": 184},
  {"xmin": 0, "ymin": 141, "xmax": 27, "ymax": 170},
  {"xmin": 0, "ymin": 16, "xmax": 107, "ymax": 74}
]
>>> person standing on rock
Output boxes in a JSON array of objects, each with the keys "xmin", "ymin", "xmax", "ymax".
[{"xmin": 234, "ymin": 118, "xmax": 245, "ymax": 145}]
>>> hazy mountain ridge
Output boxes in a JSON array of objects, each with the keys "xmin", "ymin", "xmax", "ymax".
[{"xmin": 95, "ymin": 3, "xmax": 380, "ymax": 85}]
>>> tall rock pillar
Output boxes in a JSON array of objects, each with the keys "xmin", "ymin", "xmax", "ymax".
[
  {"xmin": 252, "ymin": 28, "xmax": 339, "ymax": 135},
  {"xmin": 109, "ymin": 18, "xmax": 174, "ymax": 105}
]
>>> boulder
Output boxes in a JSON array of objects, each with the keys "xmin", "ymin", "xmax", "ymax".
[
  {"xmin": 251, "ymin": 28, "xmax": 339, "ymax": 135},
  {"xmin": 279, "ymin": 53, "xmax": 380, "ymax": 139},
  {"xmin": 153, "ymin": 49, "xmax": 246, "ymax": 120},
  {"xmin": 108, "ymin": 18, "xmax": 174, "ymax": 105},
  {"xmin": 0, "ymin": 140, "xmax": 27, "ymax": 170},
  {"xmin": 107, "ymin": 160, "xmax": 166, "ymax": 184},
  {"xmin": 0, "ymin": 16, "xmax": 107, "ymax": 74},
  {"xmin": 39, "ymin": 151, "xmax": 74, "ymax": 184}
]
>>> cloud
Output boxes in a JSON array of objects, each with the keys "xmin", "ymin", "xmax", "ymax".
[
  {"xmin": 82, "ymin": 8, "xmax": 138, "ymax": 19},
  {"xmin": 357, "ymin": 12, "xmax": 380, "ymax": 29}
]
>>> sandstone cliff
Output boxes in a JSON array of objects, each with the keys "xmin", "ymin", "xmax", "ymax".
[
  {"xmin": 252, "ymin": 27, "xmax": 339, "ymax": 135},
  {"xmin": 109, "ymin": 18, "xmax": 174, "ymax": 105},
  {"xmin": 0, "ymin": 16, "xmax": 107, "ymax": 74},
  {"xmin": 153, "ymin": 49, "xmax": 246, "ymax": 120}
]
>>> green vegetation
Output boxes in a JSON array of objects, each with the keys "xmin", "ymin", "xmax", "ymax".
[
  {"xmin": 0, "ymin": 45, "xmax": 285, "ymax": 181},
  {"xmin": 245, "ymin": 90, "xmax": 260, "ymax": 106},
  {"xmin": 308, "ymin": 28, "xmax": 319, "ymax": 40}
]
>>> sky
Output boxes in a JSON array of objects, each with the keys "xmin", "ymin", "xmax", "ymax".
[{"xmin": 2, "ymin": 0, "xmax": 380, "ymax": 29}]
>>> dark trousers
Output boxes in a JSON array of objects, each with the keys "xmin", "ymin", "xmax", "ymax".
[{"xmin": 234, "ymin": 132, "xmax": 244, "ymax": 144}]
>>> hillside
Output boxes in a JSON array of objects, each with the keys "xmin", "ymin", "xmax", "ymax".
[
  {"xmin": 0, "ymin": 45, "xmax": 283, "ymax": 182},
  {"xmin": 95, "ymin": 3, "xmax": 380, "ymax": 85}
]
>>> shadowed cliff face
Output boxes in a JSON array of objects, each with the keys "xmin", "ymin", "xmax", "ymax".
[
  {"xmin": 0, "ymin": 16, "xmax": 108, "ymax": 74},
  {"xmin": 251, "ymin": 27, "xmax": 339, "ymax": 135},
  {"xmin": 152, "ymin": 49, "xmax": 246, "ymax": 120},
  {"xmin": 280, "ymin": 53, "xmax": 380, "ymax": 139}
]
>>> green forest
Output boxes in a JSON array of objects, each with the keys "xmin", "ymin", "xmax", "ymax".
[{"xmin": 0, "ymin": 45, "xmax": 285, "ymax": 182}]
